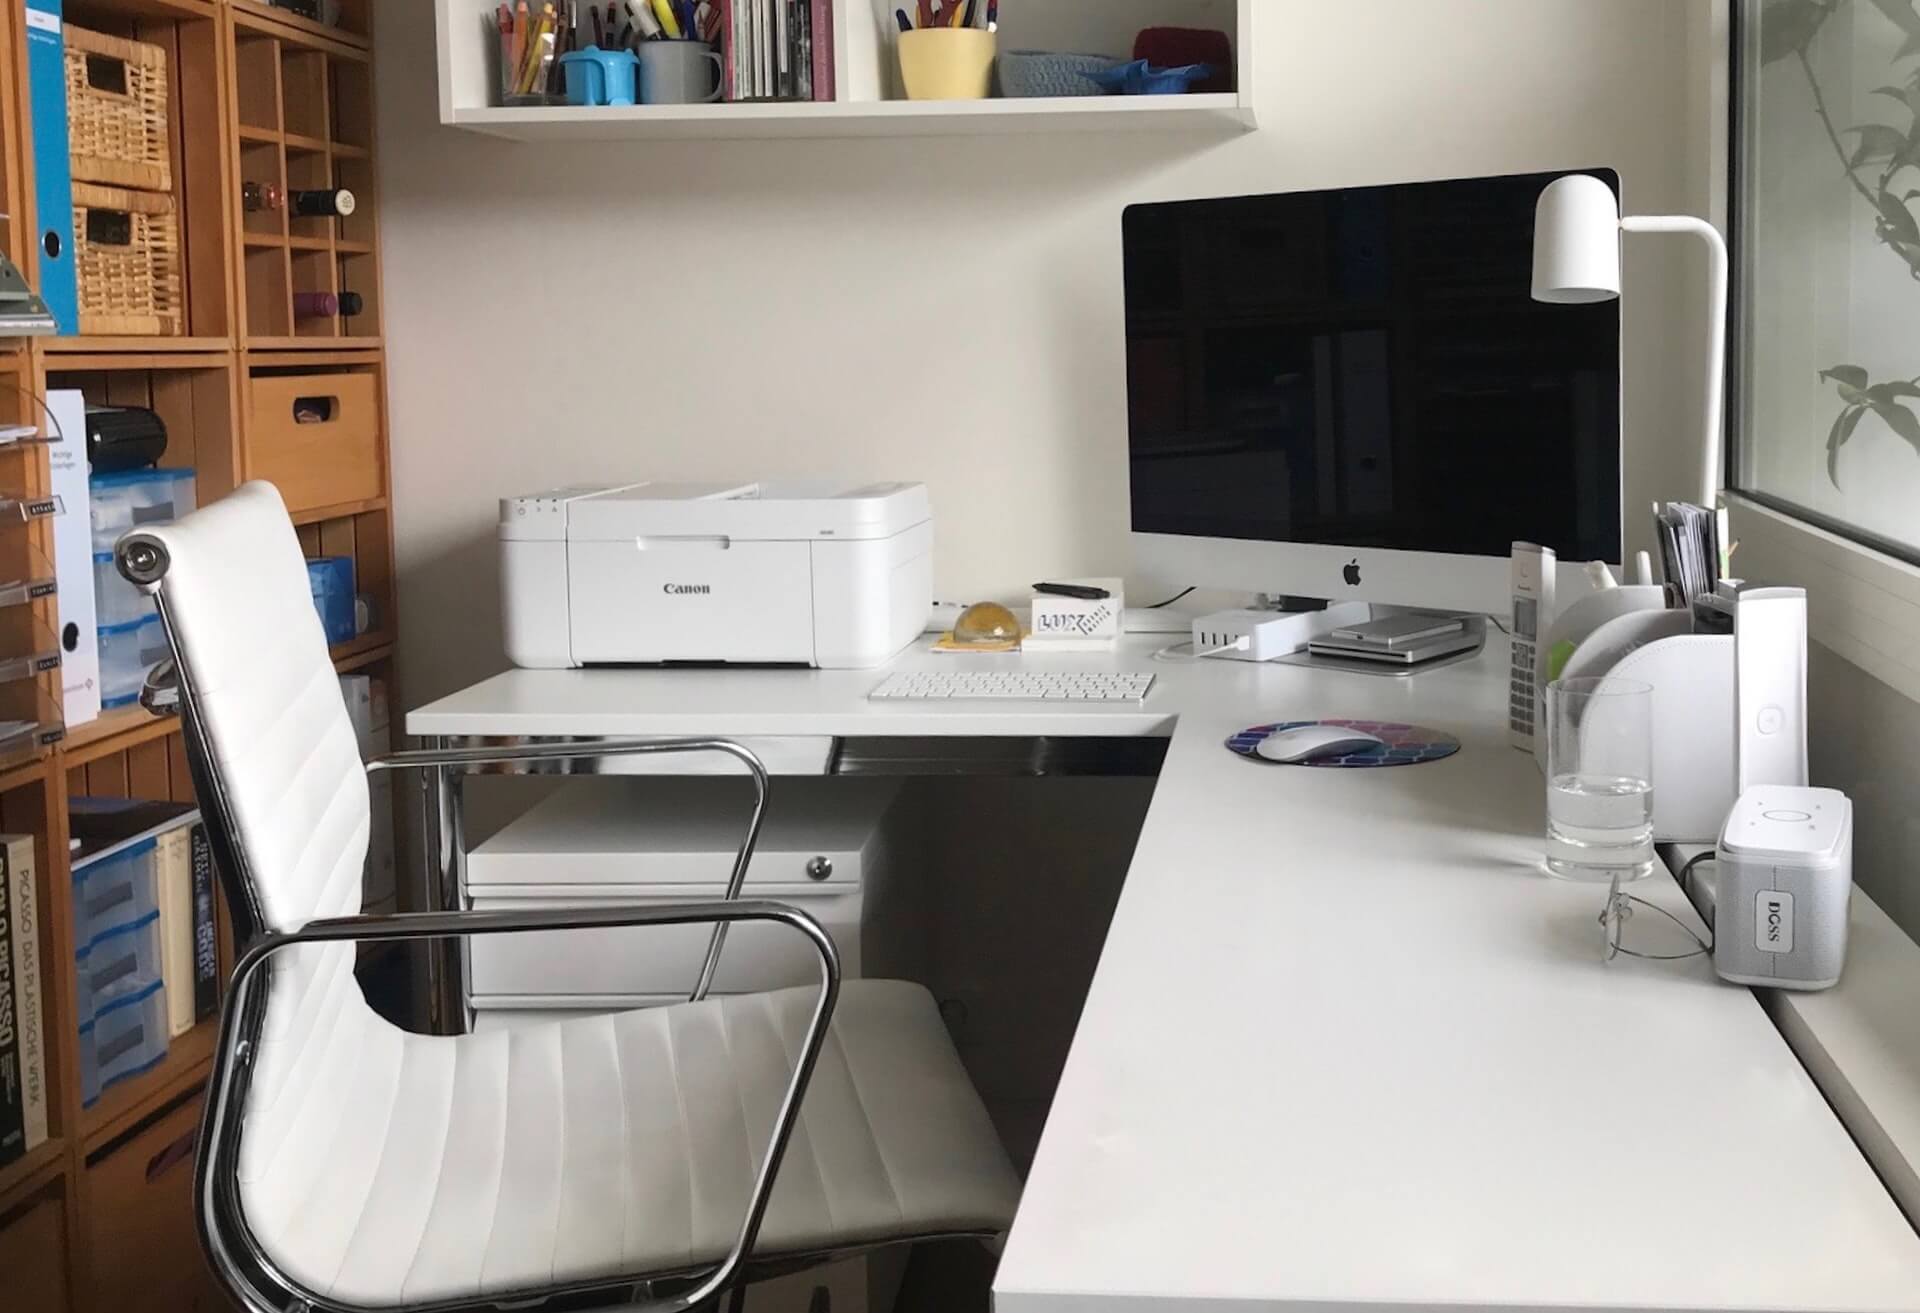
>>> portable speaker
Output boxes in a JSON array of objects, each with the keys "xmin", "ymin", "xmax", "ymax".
[{"xmin": 1713, "ymin": 786, "xmax": 1852, "ymax": 991}]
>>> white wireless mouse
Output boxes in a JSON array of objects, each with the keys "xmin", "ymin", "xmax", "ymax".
[{"xmin": 1255, "ymin": 725, "xmax": 1386, "ymax": 764}]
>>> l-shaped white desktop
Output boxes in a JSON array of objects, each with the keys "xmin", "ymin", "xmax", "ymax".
[{"xmin": 408, "ymin": 633, "xmax": 1920, "ymax": 1313}]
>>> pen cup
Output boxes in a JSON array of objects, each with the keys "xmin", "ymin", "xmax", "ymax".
[
  {"xmin": 499, "ymin": 23, "xmax": 558, "ymax": 106},
  {"xmin": 897, "ymin": 28, "xmax": 996, "ymax": 100},
  {"xmin": 640, "ymin": 40, "xmax": 724, "ymax": 104}
]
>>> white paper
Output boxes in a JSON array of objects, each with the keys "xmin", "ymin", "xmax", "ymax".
[{"xmin": 47, "ymin": 390, "xmax": 99, "ymax": 728}]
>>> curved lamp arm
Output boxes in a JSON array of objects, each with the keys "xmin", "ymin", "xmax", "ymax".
[{"xmin": 1623, "ymin": 214, "xmax": 1730, "ymax": 509}]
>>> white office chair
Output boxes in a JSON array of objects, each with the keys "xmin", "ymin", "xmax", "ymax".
[{"xmin": 116, "ymin": 482, "xmax": 1021, "ymax": 1312}]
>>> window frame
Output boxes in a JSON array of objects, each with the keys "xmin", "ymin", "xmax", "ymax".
[{"xmin": 1726, "ymin": 0, "xmax": 1920, "ymax": 703}]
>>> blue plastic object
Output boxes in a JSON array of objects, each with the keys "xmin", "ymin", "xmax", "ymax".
[
  {"xmin": 307, "ymin": 556, "xmax": 356, "ymax": 645},
  {"xmin": 559, "ymin": 46, "xmax": 641, "ymax": 106},
  {"xmin": 1085, "ymin": 59, "xmax": 1212, "ymax": 95}
]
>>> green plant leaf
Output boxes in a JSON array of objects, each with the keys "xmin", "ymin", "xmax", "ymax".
[
  {"xmin": 1869, "ymin": 0, "xmax": 1920, "ymax": 38},
  {"xmin": 1828, "ymin": 406, "xmax": 1867, "ymax": 486},
  {"xmin": 1877, "ymin": 82, "xmax": 1920, "ymax": 131},
  {"xmin": 1882, "ymin": 235, "xmax": 1920, "ymax": 276},
  {"xmin": 1849, "ymin": 124, "xmax": 1909, "ymax": 166},
  {"xmin": 1821, "ymin": 365, "xmax": 1872, "ymax": 389},
  {"xmin": 1871, "ymin": 398, "xmax": 1920, "ymax": 455},
  {"xmin": 1869, "ymin": 380, "xmax": 1920, "ymax": 401},
  {"xmin": 1762, "ymin": 0, "xmax": 1830, "ymax": 62},
  {"xmin": 1875, "ymin": 188, "xmax": 1920, "ymax": 243}
]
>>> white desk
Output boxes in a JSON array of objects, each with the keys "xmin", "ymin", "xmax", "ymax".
[{"xmin": 409, "ymin": 635, "xmax": 1920, "ymax": 1313}]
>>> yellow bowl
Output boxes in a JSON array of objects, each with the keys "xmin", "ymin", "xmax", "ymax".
[{"xmin": 897, "ymin": 29, "xmax": 996, "ymax": 101}]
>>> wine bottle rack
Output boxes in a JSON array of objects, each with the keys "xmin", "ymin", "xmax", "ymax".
[{"xmin": 231, "ymin": 9, "xmax": 383, "ymax": 347}]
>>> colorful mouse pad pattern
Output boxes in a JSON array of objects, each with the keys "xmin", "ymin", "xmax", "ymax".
[{"xmin": 1225, "ymin": 720, "xmax": 1462, "ymax": 768}]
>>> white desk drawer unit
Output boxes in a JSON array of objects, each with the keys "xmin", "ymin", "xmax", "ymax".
[{"xmin": 463, "ymin": 777, "xmax": 902, "ymax": 1015}]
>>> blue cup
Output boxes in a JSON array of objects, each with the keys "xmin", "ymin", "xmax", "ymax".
[{"xmin": 559, "ymin": 46, "xmax": 641, "ymax": 106}]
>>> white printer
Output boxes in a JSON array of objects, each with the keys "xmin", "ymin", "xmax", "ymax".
[{"xmin": 500, "ymin": 480, "xmax": 932, "ymax": 669}]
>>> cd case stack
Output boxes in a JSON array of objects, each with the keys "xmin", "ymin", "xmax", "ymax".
[{"xmin": 724, "ymin": 0, "xmax": 833, "ymax": 101}]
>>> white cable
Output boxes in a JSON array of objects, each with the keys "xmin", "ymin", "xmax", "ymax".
[{"xmin": 1152, "ymin": 637, "xmax": 1250, "ymax": 664}]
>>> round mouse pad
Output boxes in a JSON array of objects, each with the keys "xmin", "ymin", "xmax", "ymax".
[{"xmin": 1225, "ymin": 720, "xmax": 1462, "ymax": 768}]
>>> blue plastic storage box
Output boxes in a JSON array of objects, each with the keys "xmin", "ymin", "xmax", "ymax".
[{"xmin": 308, "ymin": 556, "xmax": 356, "ymax": 645}]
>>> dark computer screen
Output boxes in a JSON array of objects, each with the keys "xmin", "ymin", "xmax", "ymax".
[{"xmin": 1123, "ymin": 169, "xmax": 1622, "ymax": 564}]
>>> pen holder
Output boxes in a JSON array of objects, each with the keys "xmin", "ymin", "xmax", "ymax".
[
  {"xmin": 499, "ymin": 23, "xmax": 558, "ymax": 106},
  {"xmin": 897, "ymin": 28, "xmax": 996, "ymax": 101}
]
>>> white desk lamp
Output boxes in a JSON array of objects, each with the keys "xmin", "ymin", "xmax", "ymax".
[{"xmin": 1532, "ymin": 173, "xmax": 1729, "ymax": 508}]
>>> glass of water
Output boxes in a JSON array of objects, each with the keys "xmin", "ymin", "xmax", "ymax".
[{"xmin": 1544, "ymin": 676, "xmax": 1655, "ymax": 883}]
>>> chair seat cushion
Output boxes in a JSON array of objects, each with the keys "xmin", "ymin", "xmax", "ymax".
[{"xmin": 239, "ymin": 979, "xmax": 1021, "ymax": 1307}]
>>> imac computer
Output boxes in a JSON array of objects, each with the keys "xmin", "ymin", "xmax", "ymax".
[{"xmin": 1124, "ymin": 169, "xmax": 1623, "ymax": 617}]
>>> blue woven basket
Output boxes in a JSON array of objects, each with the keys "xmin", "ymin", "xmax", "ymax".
[{"xmin": 996, "ymin": 51, "xmax": 1120, "ymax": 98}]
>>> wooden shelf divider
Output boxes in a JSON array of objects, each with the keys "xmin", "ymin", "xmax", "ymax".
[
  {"xmin": 0, "ymin": 1138, "xmax": 67, "ymax": 1216},
  {"xmin": 5, "ymin": 1, "xmax": 394, "ymax": 1305}
]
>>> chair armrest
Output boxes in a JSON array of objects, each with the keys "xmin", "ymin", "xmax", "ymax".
[
  {"xmin": 373, "ymin": 736, "xmax": 769, "ymax": 1003},
  {"xmin": 201, "ymin": 898, "xmax": 839, "ymax": 1313}
]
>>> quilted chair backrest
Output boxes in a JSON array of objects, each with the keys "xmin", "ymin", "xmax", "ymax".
[
  {"xmin": 127, "ymin": 480, "xmax": 371, "ymax": 931},
  {"xmin": 120, "ymin": 481, "xmax": 377, "ymax": 1241}
]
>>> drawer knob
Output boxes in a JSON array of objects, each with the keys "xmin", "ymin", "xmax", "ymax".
[{"xmin": 806, "ymin": 856, "xmax": 834, "ymax": 882}]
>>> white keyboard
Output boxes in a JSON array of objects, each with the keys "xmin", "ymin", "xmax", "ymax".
[{"xmin": 869, "ymin": 670, "xmax": 1156, "ymax": 703}]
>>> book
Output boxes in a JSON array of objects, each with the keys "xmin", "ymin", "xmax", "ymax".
[
  {"xmin": 4, "ymin": 835, "xmax": 47, "ymax": 1159},
  {"xmin": 0, "ymin": 844, "xmax": 23, "ymax": 1167},
  {"xmin": 796, "ymin": 0, "xmax": 811, "ymax": 100},
  {"xmin": 155, "ymin": 825, "xmax": 195, "ymax": 1037},
  {"xmin": 756, "ymin": 0, "xmax": 771, "ymax": 98},
  {"xmin": 191, "ymin": 823, "xmax": 218, "ymax": 1022},
  {"xmin": 809, "ymin": 0, "xmax": 833, "ymax": 100},
  {"xmin": 775, "ymin": 0, "xmax": 790, "ymax": 98}
]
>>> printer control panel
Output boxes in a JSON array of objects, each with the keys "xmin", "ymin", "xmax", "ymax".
[{"xmin": 501, "ymin": 487, "xmax": 615, "ymax": 541}]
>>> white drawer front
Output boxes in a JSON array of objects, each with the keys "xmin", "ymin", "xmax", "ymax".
[
  {"xmin": 466, "ymin": 778, "xmax": 896, "ymax": 892},
  {"xmin": 467, "ymin": 889, "xmax": 862, "ymax": 1003}
]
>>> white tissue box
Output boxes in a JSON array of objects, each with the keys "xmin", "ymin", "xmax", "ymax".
[{"xmin": 1028, "ymin": 579, "xmax": 1123, "ymax": 650}]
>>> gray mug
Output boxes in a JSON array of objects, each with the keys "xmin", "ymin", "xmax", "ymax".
[{"xmin": 641, "ymin": 40, "xmax": 723, "ymax": 104}]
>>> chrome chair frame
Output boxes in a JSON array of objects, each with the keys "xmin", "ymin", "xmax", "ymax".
[{"xmin": 117, "ymin": 533, "xmax": 849, "ymax": 1313}]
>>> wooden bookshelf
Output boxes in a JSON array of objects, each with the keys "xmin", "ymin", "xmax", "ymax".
[
  {"xmin": 0, "ymin": 2, "xmax": 397, "ymax": 1308},
  {"xmin": 0, "ymin": 1136, "xmax": 66, "ymax": 1217}
]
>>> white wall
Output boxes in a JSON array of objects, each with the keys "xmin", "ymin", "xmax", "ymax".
[{"xmin": 375, "ymin": 0, "xmax": 1713, "ymax": 704}]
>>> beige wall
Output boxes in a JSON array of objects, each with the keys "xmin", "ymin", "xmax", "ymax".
[{"xmin": 375, "ymin": 0, "xmax": 1714, "ymax": 705}]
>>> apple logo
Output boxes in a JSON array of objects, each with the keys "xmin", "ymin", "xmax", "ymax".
[{"xmin": 1342, "ymin": 559, "xmax": 1362, "ymax": 587}]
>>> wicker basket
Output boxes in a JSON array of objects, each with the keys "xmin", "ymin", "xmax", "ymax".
[
  {"xmin": 65, "ymin": 25, "xmax": 173, "ymax": 192},
  {"xmin": 72, "ymin": 182, "xmax": 184, "ymax": 337}
]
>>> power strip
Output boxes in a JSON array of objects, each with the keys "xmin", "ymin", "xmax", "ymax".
[{"xmin": 1191, "ymin": 602, "xmax": 1373, "ymax": 663}]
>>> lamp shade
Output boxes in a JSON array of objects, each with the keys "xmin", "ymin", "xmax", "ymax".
[{"xmin": 1532, "ymin": 174, "xmax": 1622, "ymax": 304}]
